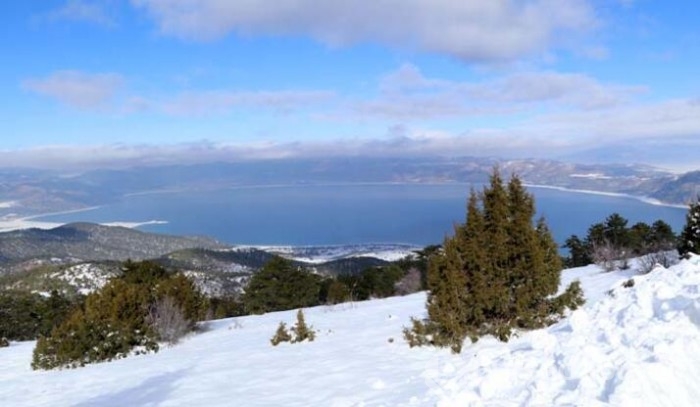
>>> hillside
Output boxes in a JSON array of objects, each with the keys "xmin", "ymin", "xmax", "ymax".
[
  {"xmin": 0, "ymin": 223, "xmax": 222, "ymax": 275},
  {"xmin": 0, "ymin": 235, "xmax": 415, "ymax": 297},
  {"xmin": 650, "ymin": 171, "xmax": 700, "ymax": 204},
  {"xmin": 2, "ymin": 256, "xmax": 700, "ymax": 406}
]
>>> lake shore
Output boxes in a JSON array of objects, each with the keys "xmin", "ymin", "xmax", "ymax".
[
  {"xmin": 0, "ymin": 204, "xmax": 167, "ymax": 233},
  {"xmin": 524, "ymin": 184, "xmax": 687, "ymax": 209}
]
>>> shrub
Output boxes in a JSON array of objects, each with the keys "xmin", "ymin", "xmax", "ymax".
[
  {"xmin": 638, "ymin": 251, "xmax": 677, "ymax": 274},
  {"xmin": 0, "ymin": 337, "xmax": 8, "ymax": 347},
  {"xmin": 270, "ymin": 322, "xmax": 292, "ymax": 346},
  {"xmin": 31, "ymin": 261, "xmax": 207, "ymax": 370},
  {"xmin": 147, "ymin": 296, "xmax": 189, "ymax": 344},
  {"xmin": 590, "ymin": 239, "xmax": 628, "ymax": 272},
  {"xmin": 290, "ymin": 309, "xmax": 315, "ymax": 343},
  {"xmin": 394, "ymin": 267, "xmax": 423, "ymax": 296},
  {"xmin": 270, "ymin": 310, "xmax": 316, "ymax": 346}
]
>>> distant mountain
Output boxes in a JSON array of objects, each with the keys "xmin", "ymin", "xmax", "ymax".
[{"xmin": 650, "ymin": 171, "xmax": 700, "ymax": 204}]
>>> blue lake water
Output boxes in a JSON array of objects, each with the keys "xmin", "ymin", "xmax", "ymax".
[{"xmin": 36, "ymin": 184, "xmax": 688, "ymax": 247}]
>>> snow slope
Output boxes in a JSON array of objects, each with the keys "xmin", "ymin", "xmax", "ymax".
[{"xmin": 3, "ymin": 257, "xmax": 700, "ymax": 406}]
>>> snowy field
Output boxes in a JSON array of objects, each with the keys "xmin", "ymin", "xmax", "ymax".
[{"xmin": 3, "ymin": 257, "xmax": 700, "ymax": 406}]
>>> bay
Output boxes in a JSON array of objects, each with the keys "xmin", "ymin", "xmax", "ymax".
[{"xmin": 35, "ymin": 184, "xmax": 688, "ymax": 247}]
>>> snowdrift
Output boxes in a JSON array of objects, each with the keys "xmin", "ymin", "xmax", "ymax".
[{"xmin": 3, "ymin": 256, "xmax": 700, "ymax": 406}]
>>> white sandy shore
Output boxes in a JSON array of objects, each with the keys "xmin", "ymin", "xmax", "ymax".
[
  {"xmin": 524, "ymin": 183, "xmax": 688, "ymax": 209},
  {"xmin": 0, "ymin": 204, "xmax": 168, "ymax": 233}
]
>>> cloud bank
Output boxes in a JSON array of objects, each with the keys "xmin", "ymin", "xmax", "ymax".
[{"xmin": 132, "ymin": 0, "xmax": 597, "ymax": 62}]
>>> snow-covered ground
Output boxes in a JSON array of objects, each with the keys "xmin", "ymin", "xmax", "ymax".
[
  {"xmin": 49, "ymin": 264, "xmax": 119, "ymax": 296},
  {"xmin": 3, "ymin": 257, "xmax": 700, "ymax": 406}
]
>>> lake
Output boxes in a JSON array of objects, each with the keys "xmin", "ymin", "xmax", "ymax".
[{"xmin": 35, "ymin": 184, "xmax": 688, "ymax": 247}]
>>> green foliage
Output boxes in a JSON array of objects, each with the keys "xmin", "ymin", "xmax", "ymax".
[
  {"xmin": 563, "ymin": 235, "xmax": 593, "ymax": 267},
  {"xmin": 270, "ymin": 322, "xmax": 292, "ymax": 346},
  {"xmin": 210, "ymin": 296, "xmax": 246, "ymax": 319},
  {"xmin": 336, "ymin": 265, "xmax": 405, "ymax": 301},
  {"xmin": 242, "ymin": 257, "xmax": 322, "ymax": 314},
  {"xmin": 31, "ymin": 261, "xmax": 207, "ymax": 370},
  {"xmin": 564, "ymin": 213, "xmax": 677, "ymax": 268},
  {"xmin": 549, "ymin": 281, "xmax": 585, "ymax": 315},
  {"xmin": 406, "ymin": 169, "xmax": 584, "ymax": 353},
  {"xmin": 0, "ymin": 290, "xmax": 77, "ymax": 341},
  {"xmin": 325, "ymin": 280, "xmax": 351, "ymax": 304},
  {"xmin": 121, "ymin": 260, "xmax": 170, "ymax": 285},
  {"xmin": 678, "ymin": 200, "xmax": 700, "ymax": 256}
]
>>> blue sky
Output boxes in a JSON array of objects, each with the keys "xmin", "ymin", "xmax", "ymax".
[{"xmin": 1, "ymin": 1, "xmax": 699, "ymax": 169}]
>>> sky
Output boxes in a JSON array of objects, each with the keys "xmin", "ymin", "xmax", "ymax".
[{"xmin": 1, "ymin": 1, "xmax": 699, "ymax": 170}]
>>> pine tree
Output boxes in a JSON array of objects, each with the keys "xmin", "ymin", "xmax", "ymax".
[
  {"xmin": 679, "ymin": 200, "xmax": 700, "ymax": 256},
  {"xmin": 405, "ymin": 168, "xmax": 584, "ymax": 352},
  {"xmin": 290, "ymin": 309, "xmax": 315, "ymax": 343}
]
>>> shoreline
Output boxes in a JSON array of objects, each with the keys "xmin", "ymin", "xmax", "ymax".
[
  {"xmin": 0, "ymin": 204, "xmax": 168, "ymax": 233},
  {"xmin": 523, "ymin": 184, "xmax": 687, "ymax": 209}
]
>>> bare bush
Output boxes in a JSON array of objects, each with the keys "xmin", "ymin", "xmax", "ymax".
[
  {"xmin": 394, "ymin": 267, "xmax": 423, "ymax": 296},
  {"xmin": 147, "ymin": 296, "xmax": 190, "ymax": 344},
  {"xmin": 591, "ymin": 240, "xmax": 628, "ymax": 272},
  {"xmin": 638, "ymin": 251, "xmax": 678, "ymax": 274}
]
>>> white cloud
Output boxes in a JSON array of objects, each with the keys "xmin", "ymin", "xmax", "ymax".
[
  {"xmin": 472, "ymin": 71, "xmax": 645, "ymax": 109},
  {"xmin": 157, "ymin": 90, "xmax": 335, "ymax": 116},
  {"xmin": 22, "ymin": 71, "xmax": 333, "ymax": 115},
  {"xmin": 22, "ymin": 71, "xmax": 124, "ymax": 109},
  {"xmin": 530, "ymin": 98, "xmax": 700, "ymax": 141},
  {"xmin": 131, "ymin": 0, "xmax": 598, "ymax": 62},
  {"xmin": 6, "ymin": 95, "xmax": 700, "ymax": 170},
  {"xmin": 346, "ymin": 64, "xmax": 644, "ymax": 120},
  {"xmin": 46, "ymin": 0, "xmax": 115, "ymax": 27}
]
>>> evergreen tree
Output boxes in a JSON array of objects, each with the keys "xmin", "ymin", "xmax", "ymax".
[
  {"xmin": 405, "ymin": 169, "xmax": 584, "ymax": 352},
  {"xmin": 603, "ymin": 213, "xmax": 630, "ymax": 250},
  {"xmin": 242, "ymin": 257, "xmax": 321, "ymax": 314},
  {"xmin": 32, "ymin": 261, "xmax": 207, "ymax": 370},
  {"xmin": 628, "ymin": 222, "xmax": 653, "ymax": 254},
  {"xmin": 651, "ymin": 220, "xmax": 676, "ymax": 251},
  {"xmin": 679, "ymin": 200, "xmax": 700, "ymax": 256},
  {"xmin": 563, "ymin": 235, "xmax": 592, "ymax": 267}
]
